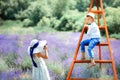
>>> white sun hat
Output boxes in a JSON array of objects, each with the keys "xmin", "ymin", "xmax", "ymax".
[
  {"xmin": 29, "ymin": 39, "xmax": 47, "ymax": 54},
  {"xmin": 86, "ymin": 12, "xmax": 95, "ymax": 19}
]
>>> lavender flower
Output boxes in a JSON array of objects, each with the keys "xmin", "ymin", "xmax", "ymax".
[{"xmin": 0, "ymin": 33, "xmax": 120, "ymax": 79}]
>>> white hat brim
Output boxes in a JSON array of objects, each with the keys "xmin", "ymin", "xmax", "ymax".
[
  {"xmin": 86, "ymin": 12, "xmax": 95, "ymax": 19},
  {"xmin": 33, "ymin": 40, "xmax": 47, "ymax": 54}
]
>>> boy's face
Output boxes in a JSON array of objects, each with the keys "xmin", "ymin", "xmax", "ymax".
[{"xmin": 86, "ymin": 16, "xmax": 94, "ymax": 25}]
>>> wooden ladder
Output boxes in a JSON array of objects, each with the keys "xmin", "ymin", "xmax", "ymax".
[{"xmin": 66, "ymin": 0, "xmax": 118, "ymax": 80}]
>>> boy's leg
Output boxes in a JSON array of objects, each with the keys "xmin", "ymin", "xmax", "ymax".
[
  {"xmin": 87, "ymin": 38, "xmax": 100, "ymax": 68},
  {"xmin": 81, "ymin": 52, "xmax": 85, "ymax": 60},
  {"xmin": 80, "ymin": 39, "xmax": 91, "ymax": 60}
]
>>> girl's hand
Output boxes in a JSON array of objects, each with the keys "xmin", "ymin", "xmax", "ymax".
[
  {"xmin": 43, "ymin": 45, "xmax": 49, "ymax": 59},
  {"xmin": 43, "ymin": 45, "xmax": 47, "ymax": 50}
]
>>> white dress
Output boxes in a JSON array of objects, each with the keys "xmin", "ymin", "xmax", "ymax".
[{"xmin": 28, "ymin": 46, "xmax": 50, "ymax": 80}]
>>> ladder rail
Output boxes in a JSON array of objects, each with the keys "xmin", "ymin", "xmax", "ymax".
[
  {"xmin": 88, "ymin": 0, "xmax": 94, "ymax": 12},
  {"xmin": 96, "ymin": 0, "xmax": 100, "ymax": 26},
  {"xmin": 100, "ymin": 0, "xmax": 118, "ymax": 79},
  {"xmin": 66, "ymin": 27, "xmax": 86, "ymax": 80},
  {"xmin": 108, "ymin": 44, "xmax": 118, "ymax": 80},
  {"xmin": 98, "ymin": 45, "xmax": 102, "ymax": 69}
]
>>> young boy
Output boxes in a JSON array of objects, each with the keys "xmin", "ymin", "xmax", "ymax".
[{"xmin": 80, "ymin": 12, "xmax": 101, "ymax": 68}]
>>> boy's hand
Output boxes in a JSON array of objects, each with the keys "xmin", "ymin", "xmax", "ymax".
[{"xmin": 84, "ymin": 24, "xmax": 88, "ymax": 27}]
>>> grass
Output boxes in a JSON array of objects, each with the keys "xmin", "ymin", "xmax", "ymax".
[
  {"xmin": 1, "ymin": 20, "xmax": 120, "ymax": 39},
  {"xmin": 19, "ymin": 72, "xmax": 32, "ymax": 80},
  {"xmin": 110, "ymin": 33, "xmax": 120, "ymax": 39},
  {"xmin": 47, "ymin": 62, "xmax": 65, "ymax": 75},
  {"xmin": 0, "ymin": 20, "xmax": 57, "ymax": 35},
  {"xmin": 0, "ymin": 57, "xmax": 9, "ymax": 72}
]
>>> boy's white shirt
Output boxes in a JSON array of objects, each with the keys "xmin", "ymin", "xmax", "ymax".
[{"xmin": 86, "ymin": 22, "xmax": 101, "ymax": 39}]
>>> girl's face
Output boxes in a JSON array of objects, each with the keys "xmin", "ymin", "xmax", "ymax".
[{"xmin": 86, "ymin": 16, "xmax": 94, "ymax": 25}]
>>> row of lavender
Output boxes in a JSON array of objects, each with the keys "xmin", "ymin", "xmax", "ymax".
[{"xmin": 0, "ymin": 32, "xmax": 120, "ymax": 80}]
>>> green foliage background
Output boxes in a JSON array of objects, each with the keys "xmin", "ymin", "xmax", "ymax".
[{"xmin": 0, "ymin": 0, "xmax": 120, "ymax": 38}]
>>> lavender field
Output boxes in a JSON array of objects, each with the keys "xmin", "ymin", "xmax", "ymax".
[{"xmin": 0, "ymin": 32, "xmax": 120, "ymax": 80}]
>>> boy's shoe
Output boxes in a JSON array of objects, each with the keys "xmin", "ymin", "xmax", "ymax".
[
  {"xmin": 88, "ymin": 58, "xmax": 96, "ymax": 68},
  {"xmin": 88, "ymin": 62, "xmax": 96, "ymax": 68}
]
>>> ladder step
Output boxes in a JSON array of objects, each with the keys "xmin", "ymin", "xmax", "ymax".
[
  {"xmin": 90, "ymin": 10, "xmax": 103, "ymax": 14},
  {"xmin": 85, "ymin": 42, "xmax": 109, "ymax": 46},
  {"xmin": 97, "ymin": 42, "xmax": 109, "ymax": 46},
  {"xmin": 70, "ymin": 78, "xmax": 113, "ymax": 80},
  {"xmin": 98, "ymin": 26, "xmax": 105, "ymax": 30},
  {"xmin": 74, "ymin": 60, "xmax": 112, "ymax": 63}
]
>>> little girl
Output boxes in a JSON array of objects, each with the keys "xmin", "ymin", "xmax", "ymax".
[{"xmin": 28, "ymin": 39, "xmax": 50, "ymax": 80}]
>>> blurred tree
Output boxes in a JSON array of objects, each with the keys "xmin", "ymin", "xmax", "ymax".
[
  {"xmin": 67, "ymin": 0, "xmax": 76, "ymax": 10},
  {"xmin": 105, "ymin": 7, "xmax": 120, "ymax": 34},
  {"xmin": 0, "ymin": 0, "xmax": 30, "ymax": 20},
  {"xmin": 22, "ymin": 0, "xmax": 52, "ymax": 26},
  {"xmin": 112, "ymin": 0, "xmax": 120, "ymax": 7},
  {"xmin": 103, "ymin": 0, "xmax": 120, "ymax": 8},
  {"xmin": 52, "ymin": 0, "xmax": 69, "ymax": 19},
  {"xmin": 75, "ymin": 0, "xmax": 90, "ymax": 11},
  {"xmin": 54, "ymin": 10, "xmax": 85, "ymax": 31},
  {"xmin": 23, "ymin": 19, "xmax": 34, "ymax": 27},
  {"xmin": 37, "ymin": 16, "xmax": 51, "ymax": 27}
]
